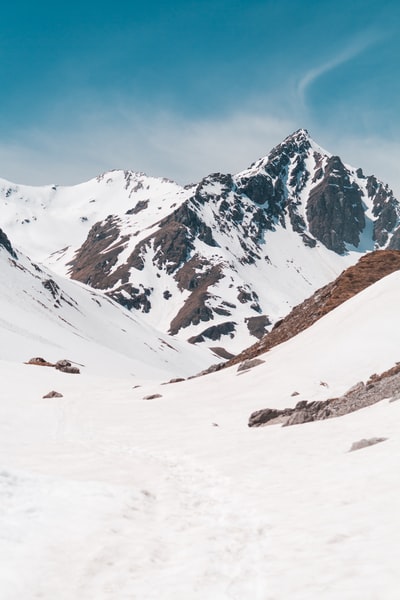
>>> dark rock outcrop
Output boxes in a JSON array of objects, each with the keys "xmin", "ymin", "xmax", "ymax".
[
  {"xmin": 55, "ymin": 360, "xmax": 80, "ymax": 374},
  {"xmin": 307, "ymin": 156, "xmax": 365, "ymax": 253},
  {"xmin": 367, "ymin": 175, "xmax": 400, "ymax": 247},
  {"xmin": 245, "ymin": 315, "xmax": 270, "ymax": 339},
  {"xmin": 169, "ymin": 264, "xmax": 224, "ymax": 335},
  {"xmin": 237, "ymin": 358, "xmax": 265, "ymax": 372},
  {"xmin": 0, "ymin": 228, "xmax": 17, "ymax": 258},
  {"xmin": 188, "ymin": 321, "xmax": 236, "ymax": 344},
  {"xmin": 126, "ymin": 199, "xmax": 149, "ymax": 215},
  {"xmin": 26, "ymin": 357, "xmax": 81, "ymax": 374},
  {"xmin": 111, "ymin": 284, "xmax": 152, "ymax": 313},
  {"xmin": 143, "ymin": 393, "xmax": 162, "ymax": 400},
  {"xmin": 68, "ymin": 216, "xmax": 128, "ymax": 287},
  {"xmin": 236, "ymin": 173, "xmax": 274, "ymax": 206},
  {"xmin": 349, "ymin": 437, "xmax": 387, "ymax": 452},
  {"xmin": 26, "ymin": 357, "xmax": 54, "ymax": 367},
  {"xmin": 249, "ymin": 362, "xmax": 400, "ymax": 428},
  {"xmin": 43, "ymin": 390, "xmax": 63, "ymax": 398},
  {"xmin": 248, "ymin": 407, "xmax": 294, "ymax": 427}
]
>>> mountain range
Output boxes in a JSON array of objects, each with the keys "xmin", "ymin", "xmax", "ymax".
[{"xmin": 2, "ymin": 128, "xmax": 399, "ymax": 356}]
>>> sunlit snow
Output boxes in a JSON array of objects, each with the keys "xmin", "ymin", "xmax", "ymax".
[{"xmin": 2, "ymin": 253, "xmax": 400, "ymax": 599}]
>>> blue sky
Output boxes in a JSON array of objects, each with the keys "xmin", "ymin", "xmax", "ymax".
[{"xmin": 1, "ymin": 0, "xmax": 399, "ymax": 193}]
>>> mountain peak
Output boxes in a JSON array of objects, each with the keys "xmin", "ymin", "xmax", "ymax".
[
  {"xmin": 284, "ymin": 128, "xmax": 311, "ymax": 143},
  {"xmin": 239, "ymin": 128, "xmax": 322, "ymax": 179}
]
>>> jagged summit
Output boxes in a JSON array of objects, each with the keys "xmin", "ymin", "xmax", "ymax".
[
  {"xmin": 279, "ymin": 127, "xmax": 312, "ymax": 147},
  {"xmin": 1, "ymin": 131, "xmax": 400, "ymax": 354},
  {"xmin": 239, "ymin": 128, "xmax": 320, "ymax": 178}
]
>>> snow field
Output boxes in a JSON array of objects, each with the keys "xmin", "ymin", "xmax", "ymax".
[{"xmin": 2, "ymin": 269, "xmax": 400, "ymax": 598}]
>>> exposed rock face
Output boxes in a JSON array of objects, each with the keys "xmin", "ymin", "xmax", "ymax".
[
  {"xmin": 249, "ymin": 362, "xmax": 400, "ymax": 428},
  {"xmin": 26, "ymin": 357, "xmax": 54, "ymax": 367},
  {"xmin": 26, "ymin": 357, "xmax": 81, "ymax": 374},
  {"xmin": 9, "ymin": 128, "xmax": 400, "ymax": 353},
  {"xmin": 68, "ymin": 216, "xmax": 129, "ymax": 288},
  {"xmin": 349, "ymin": 437, "xmax": 387, "ymax": 452},
  {"xmin": 248, "ymin": 407, "xmax": 294, "ymax": 427},
  {"xmin": 367, "ymin": 175, "xmax": 400, "ymax": 247},
  {"xmin": 237, "ymin": 358, "xmax": 265, "ymax": 372},
  {"xmin": 227, "ymin": 250, "xmax": 400, "ymax": 368},
  {"xmin": 126, "ymin": 199, "xmax": 149, "ymax": 215},
  {"xmin": 237, "ymin": 172, "xmax": 274, "ymax": 206},
  {"xmin": 245, "ymin": 315, "xmax": 271, "ymax": 339},
  {"xmin": 55, "ymin": 360, "xmax": 80, "ymax": 374},
  {"xmin": 188, "ymin": 321, "xmax": 236, "ymax": 344},
  {"xmin": 169, "ymin": 263, "xmax": 224, "ymax": 336},
  {"xmin": 0, "ymin": 228, "xmax": 17, "ymax": 258},
  {"xmin": 43, "ymin": 390, "xmax": 63, "ymax": 398},
  {"xmin": 143, "ymin": 393, "xmax": 162, "ymax": 400},
  {"xmin": 307, "ymin": 156, "xmax": 365, "ymax": 253},
  {"xmin": 388, "ymin": 228, "xmax": 400, "ymax": 250}
]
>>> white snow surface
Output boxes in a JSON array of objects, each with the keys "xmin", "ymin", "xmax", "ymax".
[
  {"xmin": 2, "ymin": 269, "xmax": 400, "ymax": 599},
  {"xmin": 0, "ymin": 171, "xmax": 189, "ymax": 265},
  {"xmin": 0, "ymin": 245, "xmax": 214, "ymax": 380}
]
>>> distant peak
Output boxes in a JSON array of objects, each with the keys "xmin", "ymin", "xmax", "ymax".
[
  {"xmin": 275, "ymin": 128, "xmax": 331, "ymax": 159},
  {"xmin": 286, "ymin": 128, "xmax": 310, "ymax": 140},
  {"xmin": 265, "ymin": 128, "xmax": 314, "ymax": 160},
  {"xmin": 279, "ymin": 128, "xmax": 314, "ymax": 149}
]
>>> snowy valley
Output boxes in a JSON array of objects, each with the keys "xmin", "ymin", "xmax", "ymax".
[{"xmin": 1, "ymin": 131, "xmax": 400, "ymax": 599}]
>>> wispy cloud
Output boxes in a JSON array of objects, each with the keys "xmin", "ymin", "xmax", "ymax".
[
  {"xmin": 0, "ymin": 107, "xmax": 296, "ymax": 186},
  {"xmin": 296, "ymin": 33, "xmax": 383, "ymax": 107},
  {"xmin": 0, "ymin": 97, "xmax": 399, "ymax": 200}
]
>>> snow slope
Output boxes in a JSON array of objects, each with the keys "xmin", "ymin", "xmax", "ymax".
[
  {"xmin": 2, "ymin": 270, "xmax": 400, "ymax": 599},
  {"xmin": 0, "ymin": 171, "xmax": 188, "ymax": 264},
  {"xmin": 0, "ymin": 239, "xmax": 215, "ymax": 380}
]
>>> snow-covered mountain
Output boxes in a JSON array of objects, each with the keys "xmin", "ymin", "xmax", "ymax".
[
  {"xmin": 1, "ymin": 129, "xmax": 399, "ymax": 354},
  {"xmin": 0, "ymin": 227, "xmax": 214, "ymax": 379}
]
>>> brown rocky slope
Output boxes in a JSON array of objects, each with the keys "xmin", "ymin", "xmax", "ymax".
[{"xmin": 224, "ymin": 250, "xmax": 400, "ymax": 368}]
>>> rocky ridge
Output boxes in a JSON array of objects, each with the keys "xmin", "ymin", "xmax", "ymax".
[{"xmin": 225, "ymin": 250, "xmax": 400, "ymax": 367}]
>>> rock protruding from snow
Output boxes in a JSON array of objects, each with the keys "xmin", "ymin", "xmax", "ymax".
[
  {"xmin": 237, "ymin": 358, "xmax": 265, "ymax": 373},
  {"xmin": 307, "ymin": 156, "xmax": 365, "ymax": 253},
  {"xmin": 42, "ymin": 391, "xmax": 63, "ymax": 398},
  {"xmin": 349, "ymin": 437, "xmax": 388, "ymax": 452},
  {"xmin": 143, "ymin": 393, "xmax": 163, "ymax": 400},
  {"xmin": 0, "ymin": 227, "xmax": 17, "ymax": 258},
  {"xmin": 26, "ymin": 357, "xmax": 80, "ymax": 374},
  {"xmin": 248, "ymin": 363, "xmax": 400, "ymax": 428},
  {"xmin": 54, "ymin": 360, "xmax": 80, "ymax": 374}
]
